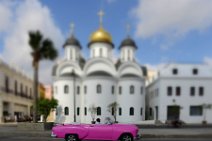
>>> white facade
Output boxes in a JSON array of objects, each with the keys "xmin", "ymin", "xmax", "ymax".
[
  {"xmin": 146, "ymin": 64, "xmax": 212, "ymax": 124},
  {"xmin": 52, "ymin": 30, "xmax": 146, "ymax": 124},
  {"xmin": 0, "ymin": 60, "xmax": 33, "ymax": 123}
]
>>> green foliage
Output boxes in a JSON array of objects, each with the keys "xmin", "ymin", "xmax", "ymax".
[
  {"xmin": 89, "ymin": 104, "xmax": 97, "ymax": 122},
  {"xmin": 37, "ymin": 98, "xmax": 58, "ymax": 122},
  {"xmin": 107, "ymin": 102, "xmax": 119, "ymax": 122}
]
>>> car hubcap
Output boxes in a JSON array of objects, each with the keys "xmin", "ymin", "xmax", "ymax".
[
  {"xmin": 122, "ymin": 135, "xmax": 131, "ymax": 141},
  {"xmin": 67, "ymin": 135, "xmax": 76, "ymax": 141}
]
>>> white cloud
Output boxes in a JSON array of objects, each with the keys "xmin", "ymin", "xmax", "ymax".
[
  {"xmin": 0, "ymin": 1, "xmax": 12, "ymax": 32},
  {"xmin": 0, "ymin": 0, "xmax": 64, "ymax": 84},
  {"xmin": 132, "ymin": 0, "xmax": 212, "ymax": 39},
  {"xmin": 204, "ymin": 57, "xmax": 212, "ymax": 65}
]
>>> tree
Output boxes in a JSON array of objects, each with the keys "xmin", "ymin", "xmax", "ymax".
[
  {"xmin": 89, "ymin": 104, "xmax": 97, "ymax": 124},
  {"xmin": 108, "ymin": 102, "xmax": 119, "ymax": 123},
  {"xmin": 38, "ymin": 98, "xmax": 58, "ymax": 122},
  {"xmin": 28, "ymin": 30, "xmax": 58, "ymax": 122}
]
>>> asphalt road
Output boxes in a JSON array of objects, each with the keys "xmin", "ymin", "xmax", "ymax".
[{"xmin": 0, "ymin": 137, "xmax": 212, "ymax": 141}]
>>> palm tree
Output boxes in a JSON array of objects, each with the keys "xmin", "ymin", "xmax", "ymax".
[{"xmin": 28, "ymin": 30, "xmax": 58, "ymax": 123}]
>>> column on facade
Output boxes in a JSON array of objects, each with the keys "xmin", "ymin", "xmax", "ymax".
[{"xmin": 80, "ymin": 82, "xmax": 84, "ymax": 123}]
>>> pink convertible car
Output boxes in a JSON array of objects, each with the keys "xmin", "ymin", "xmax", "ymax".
[{"xmin": 51, "ymin": 123, "xmax": 140, "ymax": 141}]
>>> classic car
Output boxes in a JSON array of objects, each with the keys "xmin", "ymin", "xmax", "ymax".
[{"xmin": 51, "ymin": 123, "xmax": 140, "ymax": 141}]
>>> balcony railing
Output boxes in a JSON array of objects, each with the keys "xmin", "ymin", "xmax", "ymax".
[{"xmin": 0, "ymin": 86, "xmax": 33, "ymax": 100}]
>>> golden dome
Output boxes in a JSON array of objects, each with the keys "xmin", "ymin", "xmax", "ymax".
[{"xmin": 90, "ymin": 27, "xmax": 112, "ymax": 43}]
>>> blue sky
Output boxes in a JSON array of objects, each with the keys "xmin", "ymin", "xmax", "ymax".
[
  {"xmin": 0, "ymin": 0, "xmax": 212, "ymax": 84},
  {"xmin": 42, "ymin": 0, "xmax": 212, "ymax": 64}
]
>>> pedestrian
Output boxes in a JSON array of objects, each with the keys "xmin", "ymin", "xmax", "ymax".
[{"xmin": 96, "ymin": 118, "xmax": 101, "ymax": 124}]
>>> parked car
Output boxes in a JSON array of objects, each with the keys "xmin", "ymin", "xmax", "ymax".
[{"xmin": 51, "ymin": 123, "xmax": 140, "ymax": 141}]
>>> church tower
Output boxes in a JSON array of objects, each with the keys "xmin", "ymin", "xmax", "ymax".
[
  {"xmin": 63, "ymin": 23, "xmax": 82, "ymax": 62},
  {"xmin": 119, "ymin": 25, "xmax": 137, "ymax": 62},
  {"xmin": 88, "ymin": 10, "xmax": 114, "ymax": 60}
]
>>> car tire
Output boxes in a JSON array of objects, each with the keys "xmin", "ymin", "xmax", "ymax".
[
  {"xmin": 120, "ymin": 134, "xmax": 133, "ymax": 141},
  {"xmin": 65, "ymin": 134, "xmax": 79, "ymax": 141}
]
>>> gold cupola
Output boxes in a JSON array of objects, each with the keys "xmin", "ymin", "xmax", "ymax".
[
  {"xmin": 89, "ymin": 10, "xmax": 113, "ymax": 47},
  {"xmin": 90, "ymin": 27, "xmax": 112, "ymax": 43}
]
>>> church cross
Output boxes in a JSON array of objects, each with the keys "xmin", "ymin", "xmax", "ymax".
[
  {"xmin": 70, "ymin": 22, "xmax": 75, "ymax": 35},
  {"xmin": 98, "ymin": 10, "xmax": 104, "ymax": 27}
]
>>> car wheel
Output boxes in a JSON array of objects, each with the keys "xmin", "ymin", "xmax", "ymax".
[
  {"xmin": 65, "ymin": 134, "xmax": 78, "ymax": 141},
  {"xmin": 120, "ymin": 134, "xmax": 133, "ymax": 141}
]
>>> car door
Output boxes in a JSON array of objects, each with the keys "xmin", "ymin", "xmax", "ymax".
[{"xmin": 86, "ymin": 124, "xmax": 113, "ymax": 140}]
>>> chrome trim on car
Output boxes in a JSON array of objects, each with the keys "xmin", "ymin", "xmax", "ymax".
[{"xmin": 51, "ymin": 132, "xmax": 57, "ymax": 138}]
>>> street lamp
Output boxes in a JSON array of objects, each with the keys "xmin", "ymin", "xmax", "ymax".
[{"xmin": 72, "ymin": 70, "xmax": 76, "ymax": 122}]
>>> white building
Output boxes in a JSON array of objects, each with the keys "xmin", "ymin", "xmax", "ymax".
[
  {"xmin": 0, "ymin": 60, "xmax": 34, "ymax": 123},
  {"xmin": 52, "ymin": 11, "xmax": 146, "ymax": 124},
  {"xmin": 146, "ymin": 64, "xmax": 212, "ymax": 124}
]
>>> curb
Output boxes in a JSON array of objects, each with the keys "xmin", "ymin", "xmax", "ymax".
[{"xmin": 141, "ymin": 134, "xmax": 212, "ymax": 138}]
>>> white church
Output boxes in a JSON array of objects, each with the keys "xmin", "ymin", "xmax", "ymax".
[
  {"xmin": 52, "ymin": 10, "xmax": 146, "ymax": 124},
  {"xmin": 52, "ymin": 11, "xmax": 212, "ymax": 124}
]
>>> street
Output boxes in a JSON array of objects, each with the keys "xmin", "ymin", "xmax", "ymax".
[{"xmin": 0, "ymin": 136, "xmax": 212, "ymax": 141}]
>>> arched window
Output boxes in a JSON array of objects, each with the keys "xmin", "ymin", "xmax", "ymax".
[
  {"xmin": 84, "ymin": 86, "xmax": 87, "ymax": 94},
  {"xmin": 77, "ymin": 86, "xmax": 80, "ymax": 94},
  {"xmin": 64, "ymin": 85, "xmax": 69, "ymax": 94},
  {"xmin": 130, "ymin": 107, "xmax": 134, "ymax": 116},
  {"xmin": 111, "ymin": 86, "xmax": 115, "ymax": 94},
  {"xmin": 100, "ymin": 48, "xmax": 103, "ymax": 57},
  {"xmin": 119, "ymin": 107, "xmax": 122, "ymax": 116},
  {"xmin": 97, "ymin": 84, "xmax": 101, "ymax": 94},
  {"xmin": 119, "ymin": 86, "xmax": 122, "ymax": 94},
  {"xmin": 64, "ymin": 107, "xmax": 69, "ymax": 115},
  {"xmin": 130, "ymin": 85, "xmax": 134, "ymax": 94},
  {"xmin": 84, "ymin": 107, "xmax": 87, "ymax": 115},
  {"xmin": 140, "ymin": 108, "xmax": 143, "ymax": 115},
  {"xmin": 77, "ymin": 107, "xmax": 80, "ymax": 116},
  {"xmin": 14, "ymin": 80, "xmax": 18, "ymax": 95},
  {"xmin": 97, "ymin": 107, "xmax": 101, "ymax": 115}
]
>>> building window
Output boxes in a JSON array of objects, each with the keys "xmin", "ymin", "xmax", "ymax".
[
  {"xmin": 140, "ymin": 86, "xmax": 143, "ymax": 94},
  {"xmin": 97, "ymin": 107, "xmax": 101, "ymax": 116},
  {"xmin": 77, "ymin": 86, "xmax": 80, "ymax": 94},
  {"xmin": 100, "ymin": 48, "xmax": 103, "ymax": 57},
  {"xmin": 190, "ymin": 106, "xmax": 203, "ymax": 116},
  {"xmin": 84, "ymin": 86, "xmax": 87, "ymax": 94},
  {"xmin": 97, "ymin": 84, "xmax": 101, "ymax": 94},
  {"xmin": 167, "ymin": 86, "xmax": 172, "ymax": 96},
  {"xmin": 20, "ymin": 83, "xmax": 23, "ymax": 95},
  {"xmin": 190, "ymin": 87, "xmax": 195, "ymax": 96},
  {"xmin": 14, "ymin": 80, "xmax": 18, "ymax": 95},
  {"xmin": 77, "ymin": 107, "xmax": 80, "ymax": 116},
  {"xmin": 129, "ymin": 107, "xmax": 134, "ymax": 116},
  {"xmin": 130, "ymin": 85, "xmax": 134, "ymax": 94},
  {"xmin": 25, "ymin": 86, "xmax": 28, "ymax": 96},
  {"xmin": 119, "ymin": 86, "xmax": 122, "ymax": 94},
  {"xmin": 84, "ymin": 107, "xmax": 87, "ymax": 115},
  {"xmin": 176, "ymin": 86, "xmax": 181, "ymax": 96},
  {"xmin": 30, "ymin": 88, "xmax": 32, "ymax": 98},
  {"xmin": 64, "ymin": 85, "xmax": 69, "ymax": 94},
  {"xmin": 5, "ymin": 76, "xmax": 9, "ymax": 93},
  {"xmin": 172, "ymin": 68, "xmax": 178, "ymax": 75},
  {"xmin": 119, "ymin": 107, "xmax": 122, "ymax": 116},
  {"xmin": 111, "ymin": 86, "xmax": 115, "ymax": 94},
  {"xmin": 193, "ymin": 68, "xmax": 198, "ymax": 75},
  {"xmin": 64, "ymin": 107, "xmax": 69, "ymax": 115},
  {"xmin": 199, "ymin": 87, "xmax": 204, "ymax": 96},
  {"xmin": 140, "ymin": 108, "xmax": 143, "ymax": 115}
]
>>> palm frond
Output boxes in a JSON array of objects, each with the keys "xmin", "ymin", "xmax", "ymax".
[{"xmin": 28, "ymin": 30, "xmax": 43, "ymax": 50}]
